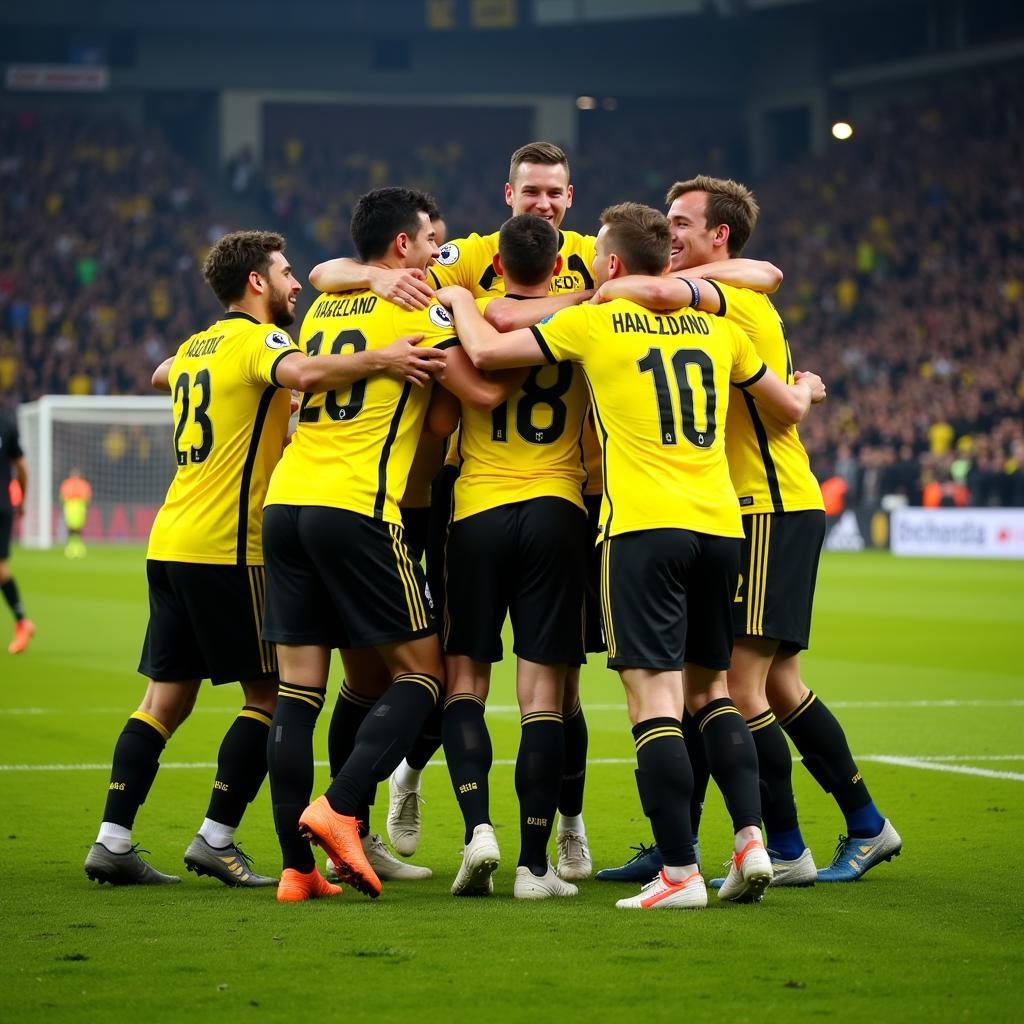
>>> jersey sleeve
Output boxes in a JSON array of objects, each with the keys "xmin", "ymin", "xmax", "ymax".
[
  {"xmin": 530, "ymin": 304, "xmax": 589, "ymax": 364},
  {"xmin": 729, "ymin": 323, "xmax": 767, "ymax": 388},
  {"xmin": 242, "ymin": 326, "xmax": 302, "ymax": 387},
  {"xmin": 708, "ymin": 280, "xmax": 764, "ymax": 334},
  {"xmin": 428, "ymin": 233, "xmax": 494, "ymax": 292},
  {"xmin": 393, "ymin": 303, "xmax": 460, "ymax": 351}
]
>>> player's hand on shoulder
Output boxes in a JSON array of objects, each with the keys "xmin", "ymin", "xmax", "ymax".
[
  {"xmin": 382, "ymin": 333, "xmax": 446, "ymax": 387},
  {"xmin": 433, "ymin": 285, "xmax": 472, "ymax": 309},
  {"xmin": 374, "ymin": 267, "xmax": 435, "ymax": 310},
  {"xmin": 590, "ymin": 283, "xmax": 612, "ymax": 304},
  {"xmin": 794, "ymin": 369, "xmax": 826, "ymax": 403}
]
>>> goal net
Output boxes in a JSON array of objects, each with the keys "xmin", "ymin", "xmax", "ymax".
[{"xmin": 17, "ymin": 395, "xmax": 174, "ymax": 549}]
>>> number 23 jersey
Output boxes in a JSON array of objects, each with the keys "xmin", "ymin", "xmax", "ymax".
[
  {"xmin": 147, "ymin": 311, "xmax": 300, "ymax": 566},
  {"xmin": 531, "ymin": 300, "xmax": 766, "ymax": 541}
]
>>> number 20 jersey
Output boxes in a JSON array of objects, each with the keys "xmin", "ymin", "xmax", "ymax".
[
  {"xmin": 531, "ymin": 299, "xmax": 766, "ymax": 541},
  {"xmin": 264, "ymin": 291, "xmax": 457, "ymax": 524},
  {"xmin": 147, "ymin": 311, "xmax": 300, "ymax": 566}
]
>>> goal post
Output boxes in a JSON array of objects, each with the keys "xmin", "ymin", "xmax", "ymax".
[{"xmin": 17, "ymin": 395, "xmax": 174, "ymax": 549}]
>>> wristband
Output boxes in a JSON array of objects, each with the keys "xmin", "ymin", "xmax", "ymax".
[{"xmin": 676, "ymin": 277, "xmax": 701, "ymax": 309}]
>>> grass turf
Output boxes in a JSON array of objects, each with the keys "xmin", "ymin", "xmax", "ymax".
[{"xmin": 0, "ymin": 547, "xmax": 1021, "ymax": 1023}]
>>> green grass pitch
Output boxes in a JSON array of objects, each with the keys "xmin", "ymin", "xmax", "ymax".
[{"xmin": 1, "ymin": 547, "xmax": 1021, "ymax": 1023}]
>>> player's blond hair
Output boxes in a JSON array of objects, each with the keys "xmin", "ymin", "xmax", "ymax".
[
  {"xmin": 509, "ymin": 141, "xmax": 570, "ymax": 185},
  {"xmin": 599, "ymin": 203, "xmax": 671, "ymax": 276},
  {"xmin": 665, "ymin": 175, "xmax": 759, "ymax": 255}
]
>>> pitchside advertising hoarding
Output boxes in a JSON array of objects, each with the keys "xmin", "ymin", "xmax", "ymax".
[{"xmin": 890, "ymin": 507, "xmax": 1024, "ymax": 559}]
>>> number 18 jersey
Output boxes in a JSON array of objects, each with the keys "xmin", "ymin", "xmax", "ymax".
[{"xmin": 147, "ymin": 311, "xmax": 300, "ymax": 566}]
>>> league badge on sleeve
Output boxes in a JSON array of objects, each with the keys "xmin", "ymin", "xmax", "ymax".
[
  {"xmin": 436, "ymin": 243, "xmax": 460, "ymax": 266},
  {"xmin": 428, "ymin": 304, "xmax": 454, "ymax": 329},
  {"xmin": 265, "ymin": 330, "xmax": 293, "ymax": 350}
]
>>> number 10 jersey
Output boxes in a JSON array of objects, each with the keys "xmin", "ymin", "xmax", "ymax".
[{"xmin": 148, "ymin": 311, "xmax": 300, "ymax": 566}]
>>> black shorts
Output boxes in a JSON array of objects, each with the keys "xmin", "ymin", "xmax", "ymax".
[
  {"xmin": 425, "ymin": 463, "xmax": 459, "ymax": 625},
  {"xmin": 0, "ymin": 507, "xmax": 12, "ymax": 560},
  {"xmin": 444, "ymin": 497, "xmax": 587, "ymax": 665},
  {"xmin": 602, "ymin": 528, "xmax": 740, "ymax": 672},
  {"xmin": 400, "ymin": 506, "xmax": 429, "ymax": 564},
  {"xmin": 734, "ymin": 510, "xmax": 825, "ymax": 651},
  {"xmin": 138, "ymin": 561, "xmax": 276, "ymax": 685},
  {"xmin": 582, "ymin": 492, "xmax": 606, "ymax": 654},
  {"xmin": 262, "ymin": 505, "xmax": 435, "ymax": 650}
]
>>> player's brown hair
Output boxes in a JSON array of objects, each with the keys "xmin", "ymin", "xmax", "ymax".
[
  {"xmin": 202, "ymin": 230, "xmax": 286, "ymax": 306},
  {"xmin": 498, "ymin": 214, "xmax": 559, "ymax": 287},
  {"xmin": 509, "ymin": 141, "xmax": 570, "ymax": 185},
  {"xmin": 665, "ymin": 175, "xmax": 759, "ymax": 256},
  {"xmin": 599, "ymin": 202, "xmax": 671, "ymax": 276}
]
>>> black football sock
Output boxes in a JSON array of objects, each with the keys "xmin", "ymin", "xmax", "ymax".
[
  {"xmin": 267, "ymin": 683, "xmax": 324, "ymax": 873},
  {"xmin": 1, "ymin": 578, "xmax": 25, "ymax": 621},
  {"xmin": 442, "ymin": 693, "xmax": 493, "ymax": 844},
  {"xmin": 516, "ymin": 712, "xmax": 565, "ymax": 875},
  {"xmin": 327, "ymin": 682, "xmax": 375, "ymax": 837},
  {"xmin": 632, "ymin": 718, "xmax": 695, "ymax": 868},
  {"xmin": 405, "ymin": 703, "xmax": 444, "ymax": 771},
  {"xmin": 101, "ymin": 712, "xmax": 168, "ymax": 828},
  {"xmin": 683, "ymin": 707, "xmax": 709, "ymax": 839},
  {"xmin": 747, "ymin": 710, "xmax": 804, "ymax": 858},
  {"xmin": 324, "ymin": 673, "xmax": 442, "ymax": 816},
  {"xmin": 558, "ymin": 699, "xmax": 588, "ymax": 820},
  {"xmin": 694, "ymin": 698, "xmax": 762, "ymax": 832},
  {"xmin": 781, "ymin": 690, "xmax": 885, "ymax": 837},
  {"xmin": 204, "ymin": 706, "xmax": 272, "ymax": 832}
]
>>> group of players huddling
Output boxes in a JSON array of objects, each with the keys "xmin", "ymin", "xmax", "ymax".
[{"xmin": 83, "ymin": 142, "xmax": 901, "ymax": 909}]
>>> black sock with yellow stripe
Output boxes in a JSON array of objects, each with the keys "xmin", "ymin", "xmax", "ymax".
[
  {"xmin": 693, "ymin": 698, "xmax": 762, "ymax": 831},
  {"xmin": 558, "ymin": 700, "xmax": 587, "ymax": 818},
  {"xmin": 682, "ymin": 708, "xmax": 709, "ymax": 838},
  {"xmin": 204, "ymin": 706, "xmax": 272, "ymax": 831},
  {"xmin": 516, "ymin": 712, "xmax": 564, "ymax": 875},
  {"xmin": 101, "ymin": 712, "xmax": 168, "ymax": 828},
  {"xmin": 268, "ymin": 683, "xmax": 325, "ymax": 873},
  {"xmin": 443, "ymin": 694, "xmax": 492, "ymax": 844},
  {"xmin": 781, "ymin": 690, "xmax": 884, "ymax": 837},
  {"xmin": 325, "ymin": 673, "xmax": 442, "ymax": 816},
  {"xmin": 405, "ymin": 703, "xmax": 444, "ymax": 771},
  {"xmin": 746, "ymin": 709, "xmax": 802, "ymax": 855},
  {"xmin": 631, "ymin": 718, "xmax": 695, "ymax": 866},
  {"xmin": 327, "ymin": 682, "xmax": 376, "ymax": 837}
]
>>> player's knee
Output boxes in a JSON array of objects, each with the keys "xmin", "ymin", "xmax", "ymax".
[{"xmin": 241, "ymin": 678, "xmax": 278, "ymax": 715}]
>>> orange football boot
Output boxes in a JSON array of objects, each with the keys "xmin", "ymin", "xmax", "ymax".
[
  {"xmin": 299, "ymin": 795, "xmax": 382, "ymax": 898},
  {"xmin": 8, "ymin": 618, "xmax": 35, "ymax": 654},
  {"xmin": 276, "ymin": 866, "xmax": 342, "ymax": 903}
]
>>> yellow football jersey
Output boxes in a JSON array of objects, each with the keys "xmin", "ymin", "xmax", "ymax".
[
  {"xmin": 148, "ymin": 312, "xmax": 300, "ymax": 565},
  {"xmin": 533, "ymin": 300, "xmax": 766, "ymax": 540},
  {"xmin": 264, "ymin": 291, "xmax": 457, "ymax": 523},
  {"xmin": 450, "ymin": 297, "xmax": 588, "ymax": 522},
  {"xmin": 713, "ymin": 282, "xmax": 825, "ymax": 514},
  {"xmin": 429, "ymin": 230, "xmax": 598, "ymax": 297}
]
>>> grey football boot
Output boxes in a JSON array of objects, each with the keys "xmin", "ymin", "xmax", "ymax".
[
  {"xmin": 183, "ymin": 834, "xmax": 277, "ymax": 887},
  {"xmin": 84, "ymin": 843, "xmax": 181, "ymax": 885}
]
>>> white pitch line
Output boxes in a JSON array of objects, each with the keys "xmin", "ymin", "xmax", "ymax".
[
  {"xmin": 2, "ymin": 698, "xmax": 1023, "ymax": 716},
  {"xmin": 2, "ymin": 754, "xmax": 1024, "ymax": 782}
]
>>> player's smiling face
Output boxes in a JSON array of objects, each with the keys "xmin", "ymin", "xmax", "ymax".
[
  {"xmin": 506, "ymin": 162, "xmax": 573, "ymax": 229},
  {"xmin": 667, "ymin": 192, "xmax": 718, "ymax": 272},
  {"xmin": 265, "ymin": 251, "xmax": 302, "ymax": 327},
  {"xmin": 404, "ymin": 212, "xmax": 441, "ymax": 273}
]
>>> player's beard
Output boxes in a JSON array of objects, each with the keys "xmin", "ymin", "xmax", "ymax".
[{"xmin": 268, "ymin": 284, "xmax": 295, "ymax": 328}]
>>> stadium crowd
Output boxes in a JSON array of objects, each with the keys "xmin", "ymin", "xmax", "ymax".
[{"xmin": 1, "ymin": 71, "xmax": 1022, "ymax": 507}]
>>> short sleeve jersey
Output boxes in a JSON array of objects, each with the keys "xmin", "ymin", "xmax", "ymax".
[
  {"xmin": 532, "ymin": 300, "xmax": 766, "ymax": 541},
  {"xmin": 0, "ymin": 410, "xmax": 24, "ymax": 513},
  {"xmin": 713, "ymin": 282, "xmax": 824, "ymax": 514},
  {"xmin": 147, "ymin": 312, "xmax": 300, "ymax": 565},
  {"xmin": 264, "ymin": 291, "xmax": 457, "ymax": 524},
  {"xmin": 429, "ymin": 230, "xmax": 598, "ymax": 298},
  {"xmin": 450, "ymin": 296, "xmax": 588, "ymax": 522}
]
